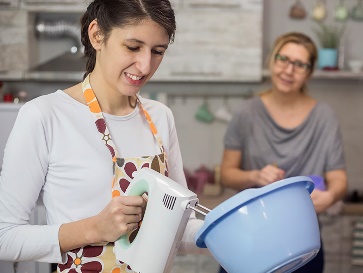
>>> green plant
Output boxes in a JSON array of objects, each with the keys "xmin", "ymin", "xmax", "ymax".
[{"xmin": 312, "ymin": 23, "xmax": 345, "ymax": 49}]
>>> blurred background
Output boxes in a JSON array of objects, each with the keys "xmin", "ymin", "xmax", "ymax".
[{"xmin": 1, "ymin": 0, "xmax": 363, "ymax": 272}]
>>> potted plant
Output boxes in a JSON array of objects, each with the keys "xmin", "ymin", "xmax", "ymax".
[{"xmin": 313, "ymin": 23, "xmax": 345, "ymax": 69}]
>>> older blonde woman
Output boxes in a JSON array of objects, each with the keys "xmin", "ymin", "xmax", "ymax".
[{"xmin": 220, "ymin": 32, "xmax": 347, "ymax": 273}]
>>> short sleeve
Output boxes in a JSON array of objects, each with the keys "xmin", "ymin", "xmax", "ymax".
[
  {"xmin": 325, "ymin": 115, "xmax": 345, "ymax": 171},
  {"xmin": 224, "ymin": 101, "xmax": 250, "ymax": 151}
]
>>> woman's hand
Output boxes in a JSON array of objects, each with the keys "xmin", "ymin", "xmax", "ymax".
[
  {"xmin": 59, "ymin": 195, "xmax": 146, "ymax": 252},
  {"xmin": 255, "ymin": 164, "xmax": 285, "ymax": 187},
  {"xmin": 92, "ymin": 195, "xmax": 146, "ymax": 243},
  {"xmin": 310, "ymin": 190, "xmax": 335, "ymax": 214}
]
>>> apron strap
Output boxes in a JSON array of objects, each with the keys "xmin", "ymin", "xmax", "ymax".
[{"xmin": 81, "ymin": 74, "xmax": 165, "ymax": 157}]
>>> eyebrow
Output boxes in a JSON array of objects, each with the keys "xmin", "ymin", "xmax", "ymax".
[
  {"xmin": 278, "ymin": 54, "xmax": 309, "ymax": 64},
  {"xmin": 125, "ymin": 38, "xmax": 169, "ymax": 49}
]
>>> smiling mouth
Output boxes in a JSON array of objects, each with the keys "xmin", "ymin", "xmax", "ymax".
[
  {"xmin": 126, "ymin": 72, "xmax": 144, "ymax": 81},
  {"xmin": 280, "ymin": 77, "xmax": 293, "ymax": 84}
]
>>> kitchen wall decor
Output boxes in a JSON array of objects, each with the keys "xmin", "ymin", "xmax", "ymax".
[
  {"xmin": 312, "ymin": 0, "xmax": 327, "ymax": 21},
  {"xmin": 195, "ymin": 98, "xmax": 214, "ymax": 123},
  {"xmin": 351, "ymin": 0, "xmax": 363, "ymax": 21},
  {"xmin": 335, "ymin": 0, "xmax": 349, "ymax": 21},
  {"xmin": 289, "ymin": 0, "xmax": 307, "ymax": 20},
  {"xmin": 313, "ymin": 23, "xmax": 345, "ymax": 69}
]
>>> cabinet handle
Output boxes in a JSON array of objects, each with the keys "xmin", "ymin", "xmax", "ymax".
[{"xmin": 0, "ymin": 1, "xmax": 11, "ymax": 5}]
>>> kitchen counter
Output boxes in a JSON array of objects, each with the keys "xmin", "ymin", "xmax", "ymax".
[
  {"xmin": 342, "ymin": 203, "xmax": 363, "ymax": 215},
  {"xmin": 199, "ymin": 188, "xmax": 363, "ymax": 216},
  {"xmin": 197, "ymin": 188, "xmax": 237, "ymax": 210}
]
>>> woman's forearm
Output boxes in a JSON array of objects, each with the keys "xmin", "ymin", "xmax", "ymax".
[
  {"xmin": 220, "ymin": 167, "xmax": 258, "ymax": 191},
  {"xmin": 58, "ymin": 216, "xmax": 101, "ymax": 253}
]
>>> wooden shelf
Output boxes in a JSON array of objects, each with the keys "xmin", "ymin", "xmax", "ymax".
[{"xmin": 263, "ymin": 69, "xmax": 363, "ymax": 80}]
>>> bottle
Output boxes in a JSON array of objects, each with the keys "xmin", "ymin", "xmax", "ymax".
[
  {"xmin": 0, "ymin": 81, "xmax": 3, "ymax": 102},
  {"xmin": 3, "ymin": 93, "xmax": 14, "ymax": 103},
  {"xmin": 14, "ymin": 90, "xmax": 28, "ymax": 104}
]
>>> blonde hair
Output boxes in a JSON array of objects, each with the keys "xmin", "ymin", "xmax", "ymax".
[{"xmin": 267, "ymin": 32, "xmax": 318, "ymax": 93}]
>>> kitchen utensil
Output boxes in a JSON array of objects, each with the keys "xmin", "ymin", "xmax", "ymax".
[
  {"xmin": 195, "ymin": 99, "xmax": 214, "ymax": 123},
  {"xmin": 113, "ymin": 168, "xmax": 200, "ymax": 273},
  {"xmin": 312, "ymin": 0, "xmax": 327, "ymax": 21},
  {"xmin": 352, "ymin": 0, "xmax": 363, "ymax": 21},
  {"xmin": 215, "ymin": 97, "xmax": 232, "ymax": 123},
  {"xmin": 335, "ymin": 0, "xmax": 349, "ymax": 21},
  {"xmin": 195, "ymin": 176, "xmax": 320, "ymax": 273},
  {"xmin": 289, "ymin": 0, "xmax": 307, "ymax": 20},
  {"xmin": 348, "ymin": 60, "xmax": 363, "ymax": 72},
  {"xmin": 115, "ymin": 169, "xmax": 320, "ymax": 273}
]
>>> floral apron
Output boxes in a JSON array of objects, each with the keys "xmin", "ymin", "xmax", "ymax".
[{"xmin": 58, "ymin": 74, "xmax": 168, "ymax": 273}]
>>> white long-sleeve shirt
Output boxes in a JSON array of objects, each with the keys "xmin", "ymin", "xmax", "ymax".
[{"xmin": 0, "ymin": 91, "xmax": 204, "ymax": 263}]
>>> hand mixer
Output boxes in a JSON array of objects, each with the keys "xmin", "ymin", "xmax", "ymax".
[
  {"xmin": 113, "ymin": 168, "xmax": 209, "ymax": 273},
  {"xmin": 114, "ymin": 168, "xmax": 321, "ymax": 273}
]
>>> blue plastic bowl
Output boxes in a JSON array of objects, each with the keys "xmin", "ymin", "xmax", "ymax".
[{"xmin": 195, "ymin": 176, "xmax": 320, "ymax": 273}]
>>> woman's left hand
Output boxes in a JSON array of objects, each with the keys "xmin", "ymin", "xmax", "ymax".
[{"xmin": 310, "ymin": 189, "xmax": 335, "ymax": 213}]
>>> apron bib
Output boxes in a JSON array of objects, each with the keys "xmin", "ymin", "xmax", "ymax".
[{"xmin": 58, "ymin": 75, "xmax": 168, "ymax": 273}]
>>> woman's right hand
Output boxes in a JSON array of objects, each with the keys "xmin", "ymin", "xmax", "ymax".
[
  {"xmin": 91, "ymin": 195, "xmax": 146, "ymax": 243},
  {"xmin": 255, "ymin": 164, "xmax": 285, "ymax": 187},
  {"xmin": 59, "ymin": 195, "xmax": 146, "ymax": 252}
]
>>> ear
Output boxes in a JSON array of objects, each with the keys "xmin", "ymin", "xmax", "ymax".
[{"xmin": 88, "ymin": 19, "xmax": 103, "ymax": 50}]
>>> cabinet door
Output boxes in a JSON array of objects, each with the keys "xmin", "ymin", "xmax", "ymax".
[{"xmin": 0, "ymin": 261, "xmax": 46, "ymax": 273}]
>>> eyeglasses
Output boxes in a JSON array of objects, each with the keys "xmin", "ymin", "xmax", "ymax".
[{"xmin": 274, "ymin": 54, "xmax": 312, "ymax": 74}]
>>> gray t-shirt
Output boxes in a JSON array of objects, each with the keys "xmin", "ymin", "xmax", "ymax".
[{"xmin": 224, "ymin": 96, "xmax": 345, "ymax": 178}]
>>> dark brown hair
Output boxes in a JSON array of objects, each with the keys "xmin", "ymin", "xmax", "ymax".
[{"xmin": 81, "ymin": 0, "xmax": 176, "ymax": 79}]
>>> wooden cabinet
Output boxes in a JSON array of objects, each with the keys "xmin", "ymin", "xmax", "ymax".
[{"xmin": 0, "ymin": 261, "xmax": 50, "ymax": 273}]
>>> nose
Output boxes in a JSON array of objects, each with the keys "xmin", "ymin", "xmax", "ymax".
[
  {"xmin": 135, "ymin": 50, "xmax": 152, "ymax": 75},
  {"xmin": 284, "ymin": 62, "xmax": 294, "ymax": 74}
]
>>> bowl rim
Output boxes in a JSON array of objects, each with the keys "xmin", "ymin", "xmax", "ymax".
[{"xmin": 195, "ymin": 176, "xmax": 314, "ymax": 248}]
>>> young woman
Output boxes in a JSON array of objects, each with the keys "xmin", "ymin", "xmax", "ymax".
[
  {"xmin": 220, "ymin": 32, "xmax": 347, "ymax": 273},
  {"xmin": 0, "ymin": 0, "xmax": 204, "ymax": 272}
]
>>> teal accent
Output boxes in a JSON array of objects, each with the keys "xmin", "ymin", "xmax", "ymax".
[
  {"xmin": 116, "ymin": 179, "xmax": 149, "ymax": 249},
  {"xmin": 127, "ymin": 179, "xmax": 149, "ymax": 197},
  {"xmin": 318, "ymin": 48, "xmax": 338, "ymax": 69}
]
